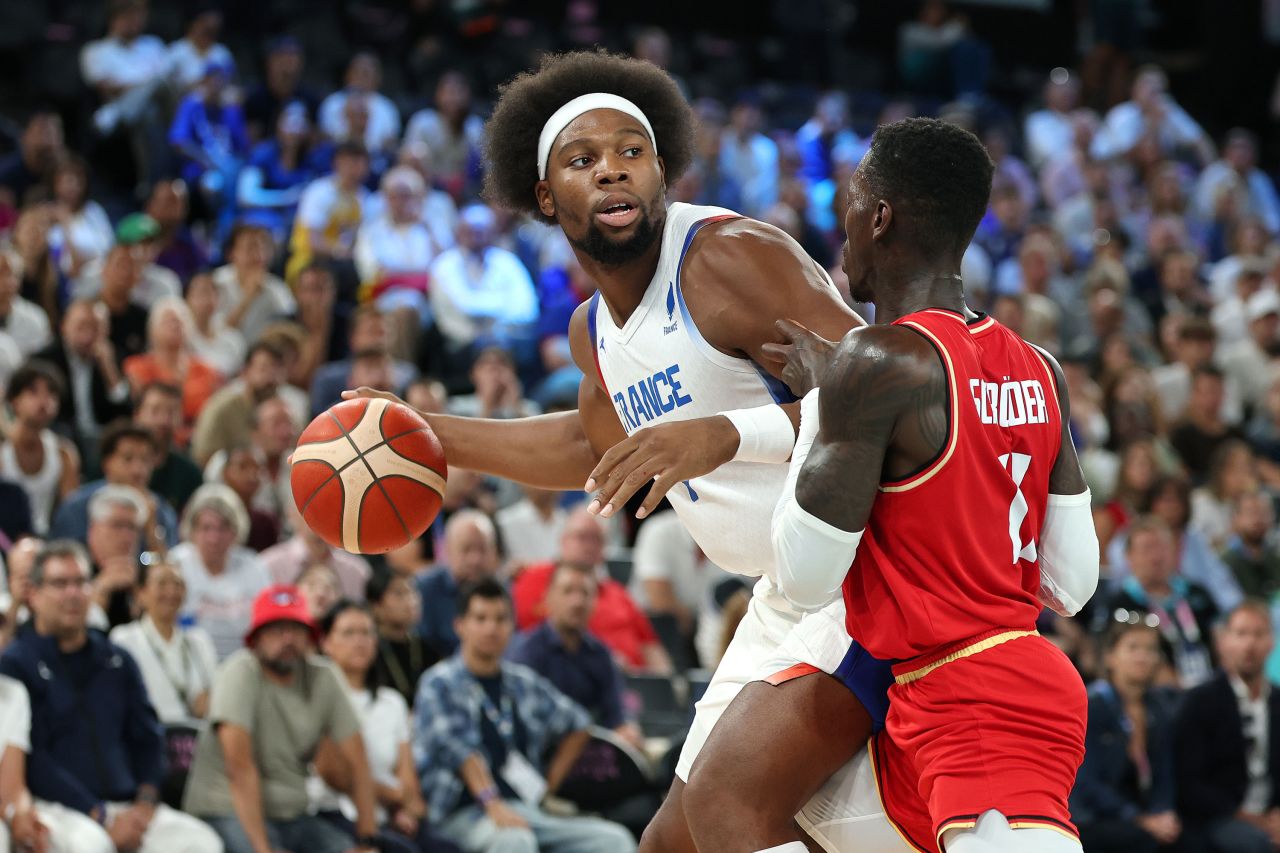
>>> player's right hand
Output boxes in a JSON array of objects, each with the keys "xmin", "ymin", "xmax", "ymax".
[
  {"xmin": 584, "ymin": 414, "xmax": 739, "ymax": 520},
  {"xmin": 342, "ymin": 386, "xmax": 406, "ymax": 407},
  {"xmin": 760, "ymin": 318, "xmax": 837, "ymax": 397}
]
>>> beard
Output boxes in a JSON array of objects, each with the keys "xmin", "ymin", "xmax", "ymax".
[
  {"xmin": 260, "ymin": 653, "xmax": 300, "ymax": 675},
  {"xmin": 568, "ymin": 205, "xmax": 663, "ymax": 268}
]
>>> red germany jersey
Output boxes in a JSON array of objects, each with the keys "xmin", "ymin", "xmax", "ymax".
[{"xmin": 843, "ymin": 309, "xmax": 1062, "ymax": 661}]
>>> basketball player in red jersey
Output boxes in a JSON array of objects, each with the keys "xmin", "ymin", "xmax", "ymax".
[
  {"xmin": 345, "ymin": 51, "xmax": 904, "ymax": 853},
  {"xmin": 756, "ymin": 117, "xmax": 1102, "ymax": 853}
]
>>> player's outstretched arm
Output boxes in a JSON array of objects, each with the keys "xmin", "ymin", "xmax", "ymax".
[{"xmin": 771, "ymin": 325, "xmax": 944, "ymax": 609}]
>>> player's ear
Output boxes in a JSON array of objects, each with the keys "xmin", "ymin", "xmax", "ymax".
[
  {"xmin": 657, "ymin": 155, "xmax": 667, "ymax": 192},
  {"xmin": 535, "ymin": 180, "xmax": 556, "ymax": 219},
  {"xmin": 873, "ymin": 199, "xmax": 893, "ymax": 238}
]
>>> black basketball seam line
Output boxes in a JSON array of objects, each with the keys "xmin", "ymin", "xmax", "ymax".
[
  {"xmin": 294, "ymin": 422, "xmax": 438, "ymax": 508},
  {"xmin": 326, "ymin": 406, "xmax": 412, "ymax": 550},
  {"xmin": 296, "ymin": 457, "xmax": 341, "ymax": 516}
]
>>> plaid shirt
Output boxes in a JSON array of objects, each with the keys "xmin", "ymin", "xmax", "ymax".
[{"xmin": 413, "ymin": 655, "xmax": 591, "ymax": 822}]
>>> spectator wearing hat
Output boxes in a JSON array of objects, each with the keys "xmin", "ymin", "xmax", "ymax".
[
  {"xmin": 171, "ymin": 484, "xmax": 272, "ymax": 660},
  {"xmin": 0, "ymin": 539, "xmax": 224, "ymax": 853},
  {"xmin": 415, "ymin": 578, "xmax": 637, "ymax": 853},
  {"xmin": 75, "ymin": 213, "xmax": 183, "ymax": 313},
  {"xmin": 170, "ymin": 58, "xmax": 249, "ymax": 230},
  {"xmin": 243, "ymin": 37, "xmax": 320, "ymax": 143},
  {"xmin": 429, "ymin": 204, "xmax": 539, "ymax": 369},
  {"xmin": 184, "ymin": 584, "xmax": 379, "ymax": 853},
  {"xmin": 1220, "ymin": 288, "xmax": 1280, "ymax": 413},
  {"xmin": 36, "ymin": 298, "xmax": 133, "ymax": 451},
  {"xmin": 213, "ymin": 223, "xmax": 296, "ymax": 345},
  {"xmin": 1176, "ymin": 602, "xmax": 1280, "ymax": 853}
]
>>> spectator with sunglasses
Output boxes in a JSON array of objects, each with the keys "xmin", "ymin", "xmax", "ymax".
[{"xmin": 1175, "ymin": 601, "xmax": 1280, "ymax": 853}]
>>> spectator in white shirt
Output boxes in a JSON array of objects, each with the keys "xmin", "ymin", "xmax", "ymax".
[
  {"xmin": 171, "ymin": 483, "xmax": 272, "ymax": 659},
  {"xmin": 286, "ymin": 142, "xmax": 370, "ymax": 282},
  {"xmin": 319, "ymin": 53, "xmax": 401, "ymax": 155},
  {"xmin": 630, "ymin": 509, "xmax": 734, "ymax": 668},
  {"xmin": 1090, "ymin": 65, "xmax": 1215, "ymax": 165},
  {"xmin": 363, "ymin": 141, "xmax": 458, "ymax": 253},
  {"xmin": 166, "ymin": 8, "xmax": 234, "ymax": 94},
  {"xmin": 1024, "ymin": 68, "xmax": 1081, "ymax": 169},
  {"xmin": 0, "ymin": 673, "xmax": 114, "ymax": 852},
  {"xmin": 0, "ymin": 249, "xmax": 52, "ymax": 360},
  {"xmin": 110, "ymin": 559, "xmax": 218, "ymax": 724},
  {"xmin": 48, "ymin": 154, "xmax": 114, "ymax": 278},
  {"xmin": 496, "ymin": 486, "xmax": 569, "ymax": 565},
  {"xmin": 186, "ymin": 271, "xmax": 247, "ymax": 377},
  {"xmin": 355, "ymin": 166, "xmax": 439, "ymax": 340},
  {"xmin": 719, "ymin": 96, "xmax": 778, "ymax": 219},
  {"xmin": 403, "ymin": 71, "xmax": 484, "ymax": 199},
  {"xmin": 79, "ymin": 0, "xmax": 169, "ymax": 184},
  {"xmin": 429, "ymin": 204, "xmax": 538, "ymax": 360},
  {"xmin": 214, "ymin": 223, "xmax": 296, "ymax": 344},
  {"xmin": 1193, "ymin": 129, "xmax": 1280, "ymax": 236}
]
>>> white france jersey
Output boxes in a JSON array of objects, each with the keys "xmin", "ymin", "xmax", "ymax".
[{"xmin": 588, "ymin": 203, "xmax": 798, "ymax": 585}]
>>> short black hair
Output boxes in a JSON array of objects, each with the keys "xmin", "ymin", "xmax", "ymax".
[
  {"xmin": 319, "ymin": 597, "xmax": 374, "ymax": 637},
  {"xmin": 860, "ymin": 117, "xmax": 995, "ymax": 259},
  {"xmin": 223, "ymin": 220, "xmax": 269, "ymax": 259},
  {"xmin": 365, "ymin": 568, "xmax": 398, "ymax": 605},
  {"xmin": 483, "ymin": 49, "xmax": 695, "ymax": 224},
  {"xmin": 99, "ymin": 419, "xmax": 158, "ymax": 461},
  {"xmin": 456, "ymin": 577, "xmax": 511, "ymax": 618},
  {"xmin": 5, "ymin": 359, "xmax": 65, "ymax": 403},
  {"xmin": 134, "ymin": 381, "xmax": 182, "ymax": 414},
  {"xmin": 244, "ymin": 340, "xmax": 285, "ymax": 366}
]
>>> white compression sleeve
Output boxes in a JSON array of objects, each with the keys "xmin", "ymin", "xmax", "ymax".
[
  {"xmin": 754, "ymin": 845, "xmax": 809, "ymax": 853},
  {"xmin": 722, "ymin": 403, "xmax": 797, "ymax": 464},
  {"xmin": 1037, "ymin": 489, "xmax": 1099, "ymax": 617},
  {"xmin": 771, "ymin": 390, "xmax": 863, "ymax": 611}
]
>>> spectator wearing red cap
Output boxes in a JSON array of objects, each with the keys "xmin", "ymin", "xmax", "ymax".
[{"xmin": 184, "ymin": 584, "xmax": 380, "ymax": 853}]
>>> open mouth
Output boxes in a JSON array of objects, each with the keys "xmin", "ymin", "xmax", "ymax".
[{"xmin": 596, "ymin": 200, "xmax": 640, "ymax": 228}]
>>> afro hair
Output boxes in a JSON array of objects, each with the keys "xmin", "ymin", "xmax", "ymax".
[
  {"xmin": 861, "ymin": 117, "xmax": 995, "ymax": 259},
  {"xmin": 482, "ymin": 49, "xmax": 695, "ymax": 224}
]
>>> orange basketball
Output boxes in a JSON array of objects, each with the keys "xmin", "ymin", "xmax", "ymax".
[{"xmin": 290, "ymin": 397, "xmax": 447, "ymax": 554}]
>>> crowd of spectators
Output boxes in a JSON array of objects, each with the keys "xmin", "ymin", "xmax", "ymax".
[{"xmin": 0, "ymin": 0, "xmax": 1277, "ymax": 851}]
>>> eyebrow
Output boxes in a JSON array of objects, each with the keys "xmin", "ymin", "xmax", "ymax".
[{"xmin": 556, "ymin": 127, "xmax": 649, "ymax": 155}]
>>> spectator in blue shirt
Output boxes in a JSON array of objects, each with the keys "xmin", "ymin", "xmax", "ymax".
[
  {"xmin": 414, "ymin": 578, "xmax": 636, "ymax": 853},
  {"xmin": 237, "ymin": 103, "xmax": 334, "ymax": 243},
  {"xmin": 507, "ymin": 561, "xmax": 642, "ymax": 748},
  {"xmin": 170, "ymin": 59, "xmax": 250, "ymax": 231},
  {"xmin": 416, "ymin": 510, "xmax": 500, "ymax": 656},
  {"xmin": 0, "ymin": 539, "xmax": 221, "ymax": 853},
  {"xmin": 1072, "ymin": 619, "xmax": 1185, "ymax": 853}
]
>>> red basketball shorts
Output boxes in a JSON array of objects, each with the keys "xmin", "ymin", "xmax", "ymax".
[{"xmin": 869, "ymin": 629, "xmax": 1087, "ymax": 853}]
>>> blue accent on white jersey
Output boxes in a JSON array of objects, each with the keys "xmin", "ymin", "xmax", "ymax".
[{"xmin": 588, "ymin": 203, "xmax": 834, "ymax": 582}]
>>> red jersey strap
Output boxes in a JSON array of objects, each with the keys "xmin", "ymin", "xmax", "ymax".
[{"xmin": 880, "ymin": 315, "xmax": 963, "ymax": 493}]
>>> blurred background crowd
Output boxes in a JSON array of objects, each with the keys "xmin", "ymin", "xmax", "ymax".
[{"xmin": 0, "ymin": 0, "xmax": 1276, "ymax": 851}]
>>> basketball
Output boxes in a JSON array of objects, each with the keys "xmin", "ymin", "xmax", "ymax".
[{"xmin": 290, "ymin": 397, "xmax": 447, "ymax": 554}]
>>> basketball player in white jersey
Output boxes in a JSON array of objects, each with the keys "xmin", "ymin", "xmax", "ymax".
[
  {"xmin": 0, "ymin": 361, "xmax": 80, "ymax": 535},
  {"xmin": 347, "ymin": 51, "xmax": 904, "ymax": 853}
]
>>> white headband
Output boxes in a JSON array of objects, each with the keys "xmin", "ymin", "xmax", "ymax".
[{"xmin": 537, "ymin": 93, "xmax": 657, "ymax": 180}]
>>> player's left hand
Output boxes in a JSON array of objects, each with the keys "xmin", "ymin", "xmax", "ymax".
[
  {"xmin": 760, "ymin": 318, "xmax": 837, "ymax": 397},
  {"xmin": 585, "ymin": 416, "xmax": 739, "ymax": 520}
]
